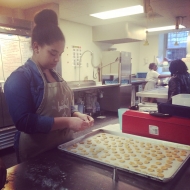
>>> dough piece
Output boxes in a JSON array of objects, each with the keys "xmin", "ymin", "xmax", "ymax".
[
  {"xmin": 157, "ymin": 173, "xmax": 164, "ymax": 178},
  {"xmin": 165, "ymin": 164, "xmax": 172, "ymax": 168},
  {"xmin": 71, "ymin": 144, "xmax": 77, "ymax": 149},
  {"xmin": 177, "ymin": 158, "xmax": 184, "ymax": 162},
  {"xmin": 151, "ymin": 153, "xmax": 157, "ymax": 157},
  {"xmin": 148, "ymin": 168, "xmax": 154, "ymax": 172},
  {"xmin": 157, "ymin": 169, "xmax": 163, "ymax": 173},
  {"xmin": 119, "ymin": 160, "xmax": 125, "ymax": 163},
  {"xmin": 166, "ymin": 160, "xmax": 173, "ymax": 164},
  {"xmin": 150, "ymin": 165, "xmax": 157, "ymax": 169},
  {"xmin": 161, "ymin": 166, "xmax": 168, "ymax": 170},
  {"xmin": 124, "ymin": 165, "xmax": 129, "ymax": 169},
  {"xmin": 141, "ymin": 154, "xmax": 147, "ymax": 158},
  {"xmin": 137, "ymin": 161, "xmax": 143, "ymax": 165},
  {"xmin": 101, "ymin": 154, "xmax": 107, "ymax": 158},
  {"xmin": 140, "ymin": 165, "xmax": 147, "ymax": 169}
]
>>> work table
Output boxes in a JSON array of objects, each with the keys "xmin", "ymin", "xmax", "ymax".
[
  {"xmin": 4, "ymin": 125, "xmax": 190, "ymax": 190},
  {"xmin": 136, "ymin": 86, "xmax": 168, "ymax": 99}
]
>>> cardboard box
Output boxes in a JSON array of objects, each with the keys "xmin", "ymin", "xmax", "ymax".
[{"xmin": 122, "ymin": 110, "xmax": 190, "ymax": 145}]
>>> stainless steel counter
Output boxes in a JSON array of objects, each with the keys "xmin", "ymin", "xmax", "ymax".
[{"xmin": 67, "ymin": 80, "xmax": 120, "ymax": 91}]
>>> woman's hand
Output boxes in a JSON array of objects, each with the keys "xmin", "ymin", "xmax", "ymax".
[
  {"xmin": 53, "ymin": 112, "xmax": 94, "ymax": 132},
  {"xmin": 73, "ymin": 112, "xmax": 94, "ymax": 127},
  {"xmin": 68, "ymin": 117, "xmax": 93, "ymax": 131},
  {"xmin": 0, "ymin": 159, "xmax": 6, "ymax": 189}
]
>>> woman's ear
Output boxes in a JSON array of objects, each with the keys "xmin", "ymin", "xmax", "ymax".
[{"xmin": 32, "ymin": 42, "xmax": 39, "ymax": 54}]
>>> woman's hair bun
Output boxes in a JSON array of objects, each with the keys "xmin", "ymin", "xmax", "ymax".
[{"xmin": 34, "ymin": 9, "xmax": 58, "ymax": 26}]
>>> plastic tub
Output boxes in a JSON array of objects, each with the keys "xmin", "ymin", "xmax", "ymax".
[
  {"xmin": 136, "ymin": 72, "xmax": 147, "ymax": 78},
  {"xmin": 118, "ymin": 108, "xmax": 128, "ymax": 130},
  {"xmin": 172, "ymin": 94, "xmax": 190, "ymax": 107}
]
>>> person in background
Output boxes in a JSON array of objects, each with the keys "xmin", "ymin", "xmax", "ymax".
[
  {"xmin": 168, "ymin": 59, "xmax": 190, "ymax": 103},
  {"xmin": 4, "ymin": 9, "xmax": 94, "ymax": 163},
  {"xmin": 0, "ymin": 158, "xmax": 6, "ymax": 189},
  {"xmin": 143, "ymin": 63, "xmax": 170, "ymax": 103}
]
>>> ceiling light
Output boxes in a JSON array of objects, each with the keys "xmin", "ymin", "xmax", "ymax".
[
  {"xmin": 90, "ymin": 5, "xmax": 144, "ymax": 19},
  {"xmin": 147, "ymin": 25, "xmax": 185, "ymax": 32}
]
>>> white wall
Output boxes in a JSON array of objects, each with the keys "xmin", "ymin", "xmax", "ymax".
[
  {"xmin": 138, "ymin": 34, "xmax": 159, "ymax": 73},
  {"xmin": 59, "ymin": 19, "xmax": 160, "ymax": 79},
  {"xmin": 59, "ymin": 19, "xmax": 111, "ymax": 82}
]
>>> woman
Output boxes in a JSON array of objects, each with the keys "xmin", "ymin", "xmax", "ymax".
[
  {"xmin": 4, "ymin": 9, "xmax": 94, "ymax": 163},
  {"xmin": 143, "ymin": 63, "xmax": 170, "ymax": 102},
  {"xmin": 168, "ymin": 59, "xmax": 190, "ymax": 103}
]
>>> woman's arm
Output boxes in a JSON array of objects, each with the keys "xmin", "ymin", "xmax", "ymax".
[
  {"xmin": 5, "ymin": 71, "xmax": 93, "ymax": 134},
  {"xmin": 158, "ymin": 74, "xmax": 171, "ymax": 79},
  {"xmin": 4, "ymin": 71, "xmax": 53, "ymax": 134}
]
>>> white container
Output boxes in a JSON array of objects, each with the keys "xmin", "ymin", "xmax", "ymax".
[
  {"xmin": 118, "ymin": 108, "xmax": 128, "ymax": 130},
  {"xmin": 172, "ymin": 94, "xmax": 190, "ymax": 107}
]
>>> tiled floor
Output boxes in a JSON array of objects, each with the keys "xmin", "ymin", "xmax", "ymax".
[{"xmin": 0, "ymin": 111, "xmax": 119, "ymax": 169}]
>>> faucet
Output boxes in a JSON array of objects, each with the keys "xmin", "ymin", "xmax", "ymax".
[{"xmin": 78, "ymin": 50, "xmax": 93, "ymax": 86}]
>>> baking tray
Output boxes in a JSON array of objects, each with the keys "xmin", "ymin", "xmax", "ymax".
[{"xmin": 58, "ymin": 129, "xmax": 190, "ymax": 182}]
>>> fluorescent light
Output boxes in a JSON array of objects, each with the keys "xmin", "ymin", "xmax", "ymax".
[
  {"xmin": 147, "ymin": 25, "xmax": 185, "ymax": 32},
  {"xmin": 90, "ymin": 5, "xmax": 144, "ymax": 19}
]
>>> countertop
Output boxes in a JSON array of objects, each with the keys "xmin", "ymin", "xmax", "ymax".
[
  {"xmin": 67, "ymin": 79, "xmax": 144, "ymax": 92},
  {"xmin": 70, "ymin": 83, "xmax": 120, "ymax": 91},
  {"xmin": 131, "ymin": 78, "xmax": 146, "ymax": 85},
  {"xmin": 4, "ymin": 124, "xmax": 190, "ymax": 190},
  {"xmin": 136, "ymin": 86, "xmax": 168, "ymax": 99}
]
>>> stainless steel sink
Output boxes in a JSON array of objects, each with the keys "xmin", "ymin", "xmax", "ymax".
[{"xmin": 67, "ymin": 80, "xmax": 96, "ymax": 88}]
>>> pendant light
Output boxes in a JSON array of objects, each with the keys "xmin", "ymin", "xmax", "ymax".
[
  {"xmin": 144, "ymin": 31, "xmax": 149, "ymax": 46},
  {"xmin": 174, "ymin": 16, "xmax": 186, "ymax": 46},
  {"xmin": 174, "ymin": 32, "xmax": 179, "ymax": 46}
]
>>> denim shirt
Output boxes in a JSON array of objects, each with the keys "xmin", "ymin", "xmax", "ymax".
[{"xmin": 4, "ymin": 59, "xmax": 77, "ymax": 135}]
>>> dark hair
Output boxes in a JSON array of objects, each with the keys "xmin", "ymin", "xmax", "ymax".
[
  {"xmin": 169, "ymin": 59, "xmax": 188, "ymax": 76},
  {"xmin": 149, "ymin": 63, "xmax": 156, "ymax": 70},
  {"xmin": 32, "ymin": 9, "xmax": 65, "ymax": 46}
]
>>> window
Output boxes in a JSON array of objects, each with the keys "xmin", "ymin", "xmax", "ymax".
[{"xmin": 166, "ymin": 31, "xmax": 189, "ymax": 60}]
